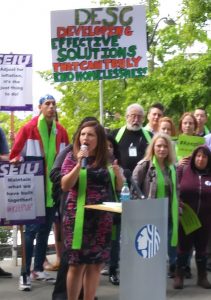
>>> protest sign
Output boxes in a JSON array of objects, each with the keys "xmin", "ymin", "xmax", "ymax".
[
  {"xmin": 0, "ymin": 160, "xmax": 45, "ymax": 225},
  {"xmin": 0, "ymin": 53, "xmax": 33, "ymax": 111},
  {"xmin": 180, "ymin": 203, "xmax": 202, "ymax": 235},
  {"xmin": 51, "ymin": 5, "xmax": 147, "ymax": 82},
  {"xmin": 177, "ymin": 134, "xmax": 205, "ymax": 159}
]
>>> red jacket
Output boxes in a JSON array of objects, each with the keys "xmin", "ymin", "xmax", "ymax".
[{"xmin": 10, "ymin": 116, "xmax": 69, "ymax": 160}]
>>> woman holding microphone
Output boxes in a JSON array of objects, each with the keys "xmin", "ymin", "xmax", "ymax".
[{"xmin": 61, "ymin": 120, "xmax": 124, "ymax": 300}]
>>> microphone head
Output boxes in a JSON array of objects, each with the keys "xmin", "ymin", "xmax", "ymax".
[
  {"xmin": 80, "ymin": 144, "xmax": 88, "ymax": 150},
  {"xmin": 80, "ymin": 144, "xmax": 88, "ymax": 169}
]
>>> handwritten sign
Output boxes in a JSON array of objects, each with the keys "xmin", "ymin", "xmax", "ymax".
[
  {"xmin": 177, "ymin": 134, "xmax": 205, "ymax": 159},
  {"xmin": 180, "ymin": 203, "xmax": 202, "ymax": 235},
  {"xmin": 4, "ymin": 174, "xmax": 36, "ymax": 221},
  {"xmin": 0, "ymin": 160, "xmax": 45, "ymax": 225},
  {"xmin": 0, "ymin": 53, "xmax": 33, "ymax": 111},
  {"xmin": 51, "ymin": 5, "xmax": 147, "ymax": 82}
]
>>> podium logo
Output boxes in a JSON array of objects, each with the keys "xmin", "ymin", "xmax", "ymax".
[{"xmin": 135, "ymin": 224, "xmax": 160, "ymax": 258}]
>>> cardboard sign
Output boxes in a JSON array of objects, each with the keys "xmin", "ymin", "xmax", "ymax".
[
  {"xmin": 0, "ymin": 53, "xmax": 33, "ymax": 111},
  {"xmin": 0, "ymin": 160, "xmax": 45, "ymax": 225},
  {"xmin": 177, "ymin": 134, "xmax": 205, "ymax": 159},
  {"xmin": 51, "ymin": 5, "xmax": 147, "ymax": 82},
  {"xmin": 180, "ymin": 203, "xmax": 202, "ymax": 235}
]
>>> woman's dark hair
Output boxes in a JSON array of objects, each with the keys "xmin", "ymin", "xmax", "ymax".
[
  {"xmin": 72, "ymin": 116, "xmax": 99, "ymax": 142},
  {"xmin": 148, "ymin": 102, "xmax": 165, "ymax": 114},
  {"xmin": 190, "ymin": 145, "xmax": 211, "ymax": 172},
  {"xmin": 106, "ymin": 133, "xmax": 122, "ymax": 165},
  {"xmin": 73, "ymin": 120, "xmax": 108, "ymax": 168}
]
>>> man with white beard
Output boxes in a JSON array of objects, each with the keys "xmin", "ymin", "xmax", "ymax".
[{"xmin": 112, "ymin": 103, "xmax": 152, "ymax": 172}]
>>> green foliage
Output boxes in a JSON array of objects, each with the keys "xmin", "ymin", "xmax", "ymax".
[
  {"xmin": 55, "ymin": 79, "xmax": 128, "ymax": 138},
  {"xmin": 179, "ymin": 0, "xmax": 210, "ymax": 47},
  {"xmin": 124, "ymin": 53, "xmax": 211, "ymax": 127},
  {"xmin": 0, "ymin": 112, "xmax": 31, "ymax": 149},
  {"xmin": 39, "ymin": 0, "xmax": 211, "ymax": 135},
  {"xmin": 0, "ymin": 227, "xmax": 12, "ymax": 244},
  {"xmin": 182, "ymin": 0, "xmax": 211, "ymax": 23}
]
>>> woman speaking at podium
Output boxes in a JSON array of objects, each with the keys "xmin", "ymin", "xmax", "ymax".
[{"xmin": 61, "ymin": 120, "xmax": 124, "ymax": 300}]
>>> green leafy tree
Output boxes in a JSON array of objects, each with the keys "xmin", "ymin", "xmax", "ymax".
[
  {"xmin": 124, "ymin": 53, "xmax": 211, "ymax": 128},
  {"xmin": 39, "ymin": 0, "xmax": 211, "ymax": 135},
  {"xmin": 0, "ymin": 112, "xmax": 30, "ymax": 149}
]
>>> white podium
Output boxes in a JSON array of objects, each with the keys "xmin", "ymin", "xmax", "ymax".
[{"xmin": 120, "ymin": 198, "xmax": 168, "ymax": 300}]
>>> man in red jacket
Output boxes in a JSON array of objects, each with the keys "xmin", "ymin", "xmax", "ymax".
[{"xmin": 10, "ymin": 94, "xmax": 69, "ymax": 291}]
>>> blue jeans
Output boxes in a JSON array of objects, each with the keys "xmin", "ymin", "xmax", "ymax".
[{"xmin": 24, "ymin": 207, "xmax": 55, "ymax": 275}]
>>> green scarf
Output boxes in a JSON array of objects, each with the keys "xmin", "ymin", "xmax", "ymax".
[
  {"xmin": 72, "ymin": 167, "xmax": 116, "ymax": 249},
  {"xmin": 108, "ymin": 165, "xmax": 118, "ymax": 202},
  {"xmin": 204, "ymin": 125, "xmax": 209, "ymax": 135},
  {"xmin": 115, "ymin": 125, "xmax": 152, "ymax": 144},
  {"xmin": 72, "ymin": 169, "xmax": 87, "ymax": 249},
  {"xmin": 152, "ymin": 156, "xmax": 178, "ymax": 246},
  {"xmin": 38, "ymin": 114, "xmax": 56, "ymax": 207}
]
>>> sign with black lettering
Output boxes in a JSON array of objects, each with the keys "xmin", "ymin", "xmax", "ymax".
[
  {"xmin": 51, "ymin": 5, "xmax": 147, "ymax": 82},
  {"xmin": 177, "ymin": 134, "xmax": 205, "ymax": 159},
  {"xmin": 0, "ymin": 53, "xmax": 33, "ymax": 111},
  {"xmin": 0, "ymin": 160, "xmax": 45, "ymax": 225}
]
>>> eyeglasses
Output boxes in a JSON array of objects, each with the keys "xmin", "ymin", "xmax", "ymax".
[{"xmin": 128, "ymin": 114, "xmax": 144, "ymax": 119}]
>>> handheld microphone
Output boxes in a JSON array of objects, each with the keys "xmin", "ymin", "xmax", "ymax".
[{"xmin": 80, "ymin": 144, "xmax": 88, "ymax": 169}]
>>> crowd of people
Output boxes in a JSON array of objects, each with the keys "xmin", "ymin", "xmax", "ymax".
[{"xmin": 0, "ymin": 97, "xmax": 211, "ymax": 300}]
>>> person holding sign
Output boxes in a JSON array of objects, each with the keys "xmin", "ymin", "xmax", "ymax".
[
  {"xmin": 132, "ymin": 133, "xmax": 179, "ymax": 277},
  {"xmin": 177, "ymin": 113, "xmax": 204, "ymax": 278},
  {"xmin": 61, "ymin": 120, "xmax": 124, "ymax": 300},
  {"xmin": 177, "ymin": 112, "xmax": 199, "ymax": 165},
  {"xmin": 0, "ymin": 127, "xmax": 13, "ymax": 279},
  {"xmin": 174, "ymin": 145, "xmax": 211, "ymax": 289},
  {"xmin": 10, "ymin": 94, "xmax": 69, "ymax": 291}
]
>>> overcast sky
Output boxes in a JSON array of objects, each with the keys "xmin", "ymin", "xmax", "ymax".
[{"xmin": 0, "ymin": 0, "xmax": 180, "ymax": 115}]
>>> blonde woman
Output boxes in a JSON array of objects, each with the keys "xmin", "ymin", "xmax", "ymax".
[{"xmin": 132, "ymin": 133, "xmax": 179, "ymax": 277}]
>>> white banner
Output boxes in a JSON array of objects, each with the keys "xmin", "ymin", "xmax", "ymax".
[
  {"xmin": 0, "ymin": 160, "xmax": 45, "ymax": 225},
  {"xmin": 4, "ymin": 174, "xmax": 36, "ymax": 221},
  {"xmin": 51, "ymin": 5, "xmax": 147, "ymax": 82},
  {"xmin": 0, "ymin": 53, "xmax": 33, "ymax": 111}
]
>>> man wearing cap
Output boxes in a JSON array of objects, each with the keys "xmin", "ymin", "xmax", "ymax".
[{"xmin": 10, "ymin": 94, "xmax": 69, "ymax": 291}]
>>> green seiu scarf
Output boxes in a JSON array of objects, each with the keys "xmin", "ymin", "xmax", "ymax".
[
  {"xmin": 38, "ymin": 114, "xmax": 56, "ymax": 208},
  {"xmin": 152, "ymin": 156, "xmax": 178, "ymax": 247},
  {"xmin": 72, "ymin": 167, "xmax": 117, "ymax": 250}
]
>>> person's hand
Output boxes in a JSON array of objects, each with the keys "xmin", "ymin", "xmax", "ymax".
[
  {"xmin": 77, "ymin": 147, "xmax": 88, "ymax": 165},
  {"xmin": 112, "ymin": 159, "xmax": 122, "ymax": 177},
  {"xmin": 178, "ymin": 156, "xmax": 190, "ymax": 166},
  {"xmin": 10, "ymin": 156, "xmax": 23, "ymax": 164},
  {"xmin": 179, "ymin": 201, "xmax": 184, "ymax": 215},
  {"xmin": 0, "ymin": 154, "xmax": 9, "ymax": 161}
]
